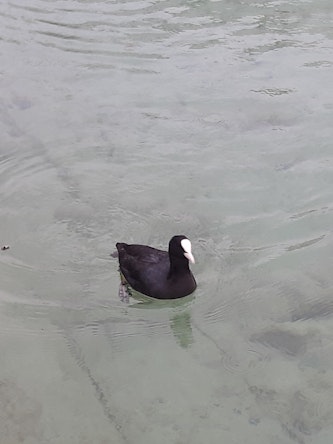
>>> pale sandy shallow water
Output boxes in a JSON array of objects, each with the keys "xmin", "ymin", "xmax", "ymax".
[{"xmin": 1, "ymin": 1, "xmax": 333, "ymax": 443}]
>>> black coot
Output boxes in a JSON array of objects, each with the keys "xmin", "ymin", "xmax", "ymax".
[{"xmin": 116, "ymin": 235, "xmax": 196, "ymax": 299}]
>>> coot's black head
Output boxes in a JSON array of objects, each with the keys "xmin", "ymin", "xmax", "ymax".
[{"xmin": 168, "ymin": 235, "xmax": 195, "ymax": 264}]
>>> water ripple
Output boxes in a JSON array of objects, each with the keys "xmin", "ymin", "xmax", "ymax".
[
  {"xmin": 1, "ymin": 0, "xmax": 171, "ymax": 71},
  {"xmin": 2, "ymin": 0, "xmax": 330, "ymax": 76},
  {"xmin": 286, "ymin": 234, "xmax": 325, "ymax": 252}
]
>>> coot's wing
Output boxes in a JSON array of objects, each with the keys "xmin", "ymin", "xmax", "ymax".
[
  {"xmin": 116, "ymin": 243, "xmax": 166, "ymax": 264},
  {"xmin": 116, "ymin": 243, "xmax": 169, "ymax": 295}
]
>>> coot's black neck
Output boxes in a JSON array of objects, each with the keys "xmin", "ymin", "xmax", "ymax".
[{"xmin": 168, "ymin": 255, "xmax": 190, "ymax": 278}]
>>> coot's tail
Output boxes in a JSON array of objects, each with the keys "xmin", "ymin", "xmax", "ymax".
[{"xmin": 111, "ymin": 242, "xmax": 127, "ymax": 257}]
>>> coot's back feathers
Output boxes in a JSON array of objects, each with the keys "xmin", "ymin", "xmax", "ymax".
[{"xmin": 116, "ymin": 235, "xmax": 196, "ymax": 299}]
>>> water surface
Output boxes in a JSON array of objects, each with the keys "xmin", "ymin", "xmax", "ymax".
[{"xmin": 1, "ymin": 0, "xmax": 333, "ymax": 443}]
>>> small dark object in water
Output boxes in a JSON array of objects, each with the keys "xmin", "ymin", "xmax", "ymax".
[
  {"xmin": 1, "ymin": 245, "xmax": 10, "ymax": 251},
  {"xmin": 115, "ymin": 235, "xmax": 196, "ymax": 299}
]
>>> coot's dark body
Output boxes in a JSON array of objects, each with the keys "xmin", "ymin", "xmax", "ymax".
[{"xmin": 116, "ymin": 235, "xmax": 196, "ymax": 300}]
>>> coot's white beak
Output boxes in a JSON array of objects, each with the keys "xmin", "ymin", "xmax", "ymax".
[
  {"xmin": 181, "ymin": 238, "xmax": 195, "ymax": 264},
  {"xmin": 184, "ymin": 251, "xmax": 195, "ymax": 264}
]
